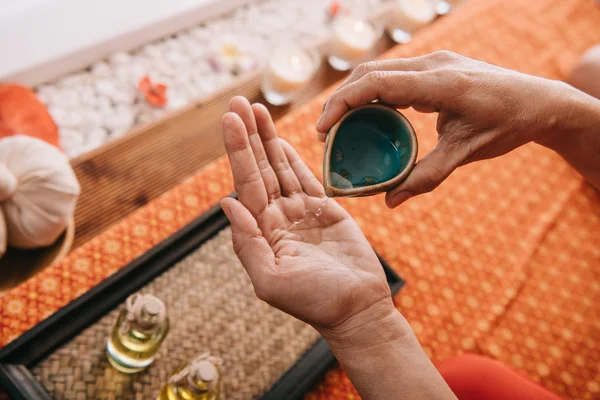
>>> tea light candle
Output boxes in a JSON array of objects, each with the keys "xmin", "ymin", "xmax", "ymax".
[
  {"xmin": 387, "ymin": 0, "xmax": 436, "ymax": 43},
  {"xmin": 262, "ymin": 46, "xmax": 318, "ymax": 105},
  {"xmin": 266, "ymin": 47, "xmax": 314, "ymax": 94},
  {"xmin": 329, "ymin": 15, "xmax": 378, "ymax": 70}
]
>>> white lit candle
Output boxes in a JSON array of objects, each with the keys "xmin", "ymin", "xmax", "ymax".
[
  {"xmin": 330, "ymin": 16, "xmax": 378, "ymax": 66},
  {"xmin": 265, "ymin": 47, "xmax": 315, "ymax": 94},
  {"xmin": 262, "ymin": 45, "xmax": 319, "ymax": 105},
  {"xmin": 387, "ymin": 0, "xmax": 436, "ymax": 39}
]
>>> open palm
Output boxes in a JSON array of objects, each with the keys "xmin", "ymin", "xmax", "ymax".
[{"xmin": 221, "ymin": 97, "xmax": 392, "ymax": 331}]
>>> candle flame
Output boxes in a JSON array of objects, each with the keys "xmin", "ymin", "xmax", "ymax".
[{"xmin": 353, "ymin": 20, "xmax": 366, "ymax": 32}]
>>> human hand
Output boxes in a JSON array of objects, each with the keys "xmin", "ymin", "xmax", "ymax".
[
  {"xmin": 317, "ymin": 51, "xmax": 591, "ymax": 207},
  {"xmin": 221, "ymin": 96, "xmax": 396, "ymax": 335}
]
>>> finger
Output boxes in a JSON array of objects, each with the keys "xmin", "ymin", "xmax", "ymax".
[
  {"xmin": 222, "ymin": 112, "xmax": 268, "ymax": 216},
  {"xmin": 338, "ymin": 56, "xmax": 432, "ymax": 90},
  {"xmin": 279, "ymin": 139, "xmax": 325, "ymax": 197},
  {"xmin": 385, "ymin": 142, "xmax": 462, "ymax": 208},
  {"xmin": 316, "ymin": 70, "xmax": 443, "ymax": 133},
  {"xmin": 230, "ymin": 96, "xmax": 281, "ymax": 200},
  {"xmin": 317, "ymin": 51, "xmax": 460, "ymax": 133},
  {"xmin": 252, "ymin": 103, "xmax": 303, "ymax": 196},
  {"xmin": 221, "ymin": 197, "xmax": 276, "ymax": 297}
]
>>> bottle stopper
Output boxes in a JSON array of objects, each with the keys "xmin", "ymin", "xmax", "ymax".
[
  {"xmin": 189, "ymin": 360, "xmax": 219, "ymax": 392},
  {"xmin": 121, "ymin": 293, "xmax": 167, "ymax": 334},
  {"xmin": 169, "ymin": 352, "xmax": 223, "ymax": 393}
]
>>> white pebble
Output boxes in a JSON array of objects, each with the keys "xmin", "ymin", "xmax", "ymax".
[
  {"xmin": 49, "ymin": 106, "xmax": 83, "ymax": 128},
  {"xmin": 85, "ymin": 127, "xmax": 109, "ymax": 149},
  {"xmin": 79, "ymin": 109, "xmax": 103, "ymax": 132},
  {"xmin": 167, "ymin": 95, "xmax": 188, "ymax": 111},
  {"xmin": 108, "ymin": 51, "xmax": 131, "ymax": 66},
  {"xmin": 90, "ymin": 62, "xmax": 112, "ymax": 78},
  {"xmin": 80, "ymin": 88, "xmax": 98, "ymax": 108},
  {"xmin": 49, "ymin": 89, "xmax": 80, "ymax": 107},
  {"xmin": 103, "ymin": 105, "xmax": 134, "ymax": 132},
  {"xmin": 56, "ymin": 73, "xmax": 90, "ymax": 87},
  {"xmin": 95, "ymin": 80, "xmax": 134, "ymax": 105},
  {"xmin": 165, "ymin": 50, "xmax": 188, "ymax": 65}
]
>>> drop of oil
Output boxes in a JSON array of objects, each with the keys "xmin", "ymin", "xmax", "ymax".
[
  {"xmin": 314, "ymin": 197, "xmax": 329, "ymax": 217},
  {"xmin": 285, "ymin": 197, "xmax": 330, "ymax": 232},
  {"xmin": 312, "ymin": 197, "xmax": 329, "ymax": 218}
]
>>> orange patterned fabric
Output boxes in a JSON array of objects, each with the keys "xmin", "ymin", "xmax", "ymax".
[{"xmin": 1, "ymin": 0, "xmax": 600, "ymax": 399}]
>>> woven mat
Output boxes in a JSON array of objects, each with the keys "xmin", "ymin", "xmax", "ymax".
[
  {"xmin": 31, "ymin": 227, "xmax": 319, "ymax": 400},
  {"xmin": 3, "ymin": 0, "xmax": 600, "ymax": 399}
]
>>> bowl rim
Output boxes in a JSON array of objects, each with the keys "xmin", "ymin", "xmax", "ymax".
[{"xmin": 322, "ymin": 103, "xmax": 418, "ymax": 197}]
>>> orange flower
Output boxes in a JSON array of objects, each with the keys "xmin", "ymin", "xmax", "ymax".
[
  {"xmin": 329, "ymin": 1, "xmax": 341, "ymax": 17},
  {"xmin": 0, "ymin": 84, "xmax": 60, "ymax": 149},
  {"xmin": 328, "ymin": 0, "xmax": 349, "ymax": 18},
  {"xmin": 138, "ymin": 75, "xmax": 168, "ymax": 108}
]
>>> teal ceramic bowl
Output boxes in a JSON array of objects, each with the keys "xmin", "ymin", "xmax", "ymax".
[{"xmin": 323, "ymin": 104, "xmax": 418, "ymax": 197}]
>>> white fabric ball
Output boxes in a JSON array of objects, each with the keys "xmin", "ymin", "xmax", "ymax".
[{"xmin": 0, "ymin": 135, "xmax": 80, "ymax": 248}]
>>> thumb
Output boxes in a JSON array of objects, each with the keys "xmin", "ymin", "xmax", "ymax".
[{"xmin": 385, "ymin": 143, "xmax": 461, "ymax": 208}]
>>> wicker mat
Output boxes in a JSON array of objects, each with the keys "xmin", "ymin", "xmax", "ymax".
[{"xmin": 32, "ymin": 227, "xmax": 320, "ymax": 400}]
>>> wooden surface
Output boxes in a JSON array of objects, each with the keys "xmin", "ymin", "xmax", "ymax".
[{"xmin": 69, "ymin": 35, "xmax": 395, "ymax": 249}]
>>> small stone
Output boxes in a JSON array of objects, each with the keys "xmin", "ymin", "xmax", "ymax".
[
  {"xmin": 165, "ymin": 50, "xmax": 188, "ymax": 65},
  {"xmin": 164, "ymin": 37, "xmax": 183, "ymax": 50},
  {"xmin": 167, "ymin": 95, "xmax": 188, "ymax": 111},
  {"xmin": 80, "ymin": 86, "xmax": 98, "ymax": 107},
  {"xmin": 108, "ymin": 51, "xmax": 131, "ymax": 66},
  {"xmin": 56, "ymin": 73, "xmax": 89, "ymax": 87},
  {"xmin": 49, "ymin": 106, "xmax": 83, "ymax": 128},
  {"xmin": 85, "ymin": 127, "xmax": 108, "ymax": 149},
  {"xmin": 49, "ymin": 89, "xmax": 79, "ymax": 108},
  {"xmin": 104, "ymin": 105, "xmax": 134, "ymax": 132},
  {"xmin": 155, "ymin": 58, "xmax": 177, "ymax": 76},
  {"xmin": 90, "ymin": 62, "xmax": 112, "ymax": 78},
  {"xmin": 79, "ymin": 110, "xmax": 103, "ymax": 132},
  {"xmin": 141, "ymin": 44, "xmax": 163, "ymax": 60},
  {"xmin": 95, "ymin": 80, "xmax": 134, "ymax": 105}
]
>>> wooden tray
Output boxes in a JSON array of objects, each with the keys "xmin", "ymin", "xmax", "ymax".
[{"xmin": 0, "ymin": 195, "xmax": 404, "ymax": 400}]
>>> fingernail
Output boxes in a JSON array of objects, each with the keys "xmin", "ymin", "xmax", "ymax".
[
  {"xmin": 388, "ymin": 191, "xmax": 412, "ymax": 208},
  {"xmin": 220, "ymin": 200, "xmax": 230, "ymax": 216}
]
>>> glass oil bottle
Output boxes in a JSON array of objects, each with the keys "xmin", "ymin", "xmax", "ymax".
[
  {"xmin": 157, "ymin": 353, "xmax": 222, "ymax": 400},
  {"xmin": 106, "ymin": 293, "xmax": 169, "ymax": 373}
]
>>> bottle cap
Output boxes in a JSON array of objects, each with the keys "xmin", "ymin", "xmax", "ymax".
[
  {"xmin": 123, "ymin": 294, "xmax": 167, "ymax": 332},
  {"xmin": 194, "ymin": 361, "xmax": 217, "ymax": 382}
]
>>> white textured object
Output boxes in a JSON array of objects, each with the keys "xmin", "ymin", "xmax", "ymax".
[
  {"xmin": 0, "ymin": 136, "xmax": 80, "ymax": 249},
  {"xmin": 331, "ymin": 16, "xmax": 379, "ymax": 62},
  {"xmin": 387, "ymin": 0, "xmax": 436, "ymax": 33},
  {"xmin": 34, "ymin": 0, "xmax": 385, "ymax": 158}
]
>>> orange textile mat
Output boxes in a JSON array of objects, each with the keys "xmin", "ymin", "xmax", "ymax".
[{"xmin": 2, "ymin": 0, "xmax": 600, "ymax": 399}]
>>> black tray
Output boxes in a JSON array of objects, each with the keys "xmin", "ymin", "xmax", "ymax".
[{"xmin": 0, "ymin": 194, "xmax": 404, "ymax": 400}]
